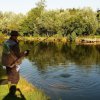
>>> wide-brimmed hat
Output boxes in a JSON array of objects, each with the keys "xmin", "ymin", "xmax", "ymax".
[{"xmin": 10, "ymin": 30, "xmax": 19, "ymax": 36}]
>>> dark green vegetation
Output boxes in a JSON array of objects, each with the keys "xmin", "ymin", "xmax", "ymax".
[{"xmin": 0, "ymin": 0, "xmax": 100, "ymax": 42}]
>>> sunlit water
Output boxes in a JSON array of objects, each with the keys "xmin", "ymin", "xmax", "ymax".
[{"xmin": 1, "ymin": 42, "xmax": 100, "ymax": 100}]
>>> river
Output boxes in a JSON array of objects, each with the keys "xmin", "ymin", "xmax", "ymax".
[{"xmin": 1, "ymin": 41, "xmax": 100, "ymax": 100}]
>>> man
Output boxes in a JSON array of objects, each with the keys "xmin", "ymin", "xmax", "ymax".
[{"xmin": 2, "ymin": 30, "xmax": 29, "ymax": 86}]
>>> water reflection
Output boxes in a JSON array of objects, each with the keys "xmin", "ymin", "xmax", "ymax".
[{"xmin": 20, "ymin": 42, "xmax": 100, "ymax": 68}]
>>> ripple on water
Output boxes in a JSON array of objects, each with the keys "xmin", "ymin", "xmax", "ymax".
[
  {"xmin": 59, "ymin": 73, "xmax": 71, "ymax": 78},
  {"xmin": 48, "ymin": 82, "xmax": 72, "ymax": 90},
  {"xmin": 45, "ymin": 75, "xmax": 72, "ymax": 90}
]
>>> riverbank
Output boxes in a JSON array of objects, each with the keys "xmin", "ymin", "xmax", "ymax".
[
  {"xmin": 19, "ymin": 36, "xmax": 100, "ymax": 45},
  {"xmin": 0, "ymin": 77, "xmax": 49, "ymax": 100},
  {"xmin": 0, "ymin": 34, "xmax": 100, "ymax": 44}
]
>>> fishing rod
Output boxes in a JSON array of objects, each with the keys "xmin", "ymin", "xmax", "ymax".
[{"xmin": 10, "ymin": 35, "xmax": 53, "ymax": 67}]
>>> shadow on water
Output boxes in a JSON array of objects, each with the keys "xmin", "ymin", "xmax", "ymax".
[{"xmin": 3, "ymin": 85, "xmax": 26, "ymax": 100}]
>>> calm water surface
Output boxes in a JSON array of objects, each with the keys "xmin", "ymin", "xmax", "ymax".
[{"xmin": 7, "ymin": 42, "xmax": 100, "ymax": 100}]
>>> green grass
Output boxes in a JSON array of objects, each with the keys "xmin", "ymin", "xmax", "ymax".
[{"xmin": 0, "ymin": 77, "xmax": 50, "ymax": 100}]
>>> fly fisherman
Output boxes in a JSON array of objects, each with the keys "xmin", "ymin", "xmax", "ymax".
[{"xmin": 1, "ymin": 30, "xmax": 29, "ymax": 88}]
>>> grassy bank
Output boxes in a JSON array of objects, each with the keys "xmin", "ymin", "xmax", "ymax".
[
  {"xmin": 19, "ymin": 36, "xmax": 67, "ymax": 43},
  {"xmin": 19, "ymin": 35, "xmax": 100, "ymax": 45},
  {"xmin": 0, "ymin": 34, "xmax": 100, "ymax": 44},
  {"xmin": 0, "ymin": 77, "xmax": 49, "ymax": 100}
]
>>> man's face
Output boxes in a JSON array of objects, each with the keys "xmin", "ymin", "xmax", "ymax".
[{"xmin": 12, "ymin": 35, "xmax": 18, "ymax": 40}]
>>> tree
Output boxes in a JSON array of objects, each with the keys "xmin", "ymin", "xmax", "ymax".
[
  {"xmin": 0, "ymin": 12, "xmax": 24, "ymax": 34},
  {"xmin": 20, "ymin": 0, "xmax": 46, "ymax": 36},
  {"xmin": 96, "ymin": 10, "xmax": 100, "ymax": 34}
]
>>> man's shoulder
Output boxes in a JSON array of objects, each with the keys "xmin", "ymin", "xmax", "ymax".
[{"xmin": 4, "ymin": 39, "xmax": 17, "ymax": 46}]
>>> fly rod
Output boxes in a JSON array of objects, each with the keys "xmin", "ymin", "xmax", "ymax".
[{"xmin": 10, "ymin": 35, "xmax": 53, "ymax": 67}]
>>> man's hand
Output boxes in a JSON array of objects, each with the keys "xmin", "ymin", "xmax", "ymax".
[{"xmin": 24, "ymin": 50, "xmax": 30, "ymax": 56}]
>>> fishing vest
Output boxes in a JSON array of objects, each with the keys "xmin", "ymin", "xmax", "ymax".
[{"xmin": 2, "ymin": 39, "xmax": 19, "ymax": 67}]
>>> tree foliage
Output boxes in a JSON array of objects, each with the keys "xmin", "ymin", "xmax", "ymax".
[{"xmin": 0, "ymin": 0, "xmax": 99, "ymax": 37}]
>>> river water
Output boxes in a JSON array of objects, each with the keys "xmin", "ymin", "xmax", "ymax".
[{"xmin": 1, "ymin": 41, "xmax": 100, "ymax": 100}]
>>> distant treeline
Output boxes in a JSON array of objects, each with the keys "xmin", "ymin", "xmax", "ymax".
[{"xmin": 0, "ymin": 0, "xmax": 100, "ymax": 37}]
